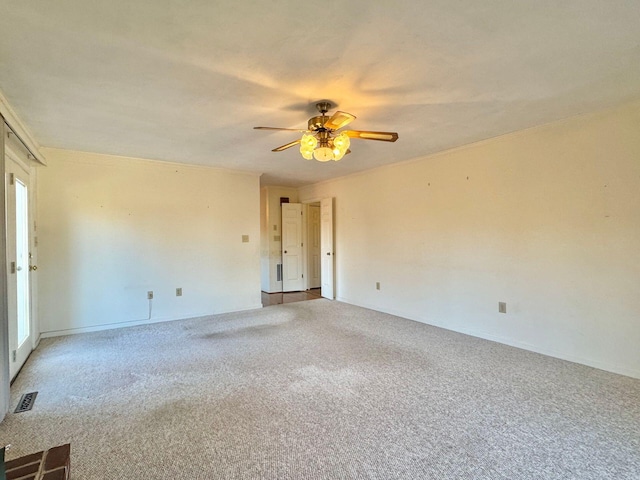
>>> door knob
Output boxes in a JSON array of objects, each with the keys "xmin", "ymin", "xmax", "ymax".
[
  {"xmin": 16, "ymin": 266, "xmax": 22, "ymax": 271},
  {"xmin": 326, "ymin": 252, "xmax": 331, "ymax": 256},
  {"xmin": 284, "ymin": 250, "xmax": 287, "ymax": 254},
  {"xmin": 29, "ymin": 265, "xmax": 38, "ymax": 271}
]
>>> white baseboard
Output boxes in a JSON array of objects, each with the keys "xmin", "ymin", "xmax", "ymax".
[
  {"xmin": 336, "ymin": 296, "xmax": 640, "ymax": 380},
  {"xmin": 40, "ymin": 303, "xmax": 264, "ymax": 338}
]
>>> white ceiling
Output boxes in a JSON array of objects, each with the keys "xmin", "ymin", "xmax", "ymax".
[{"xmin": 1, "ymin": 1, "xmax": 639, "ymax": 186}]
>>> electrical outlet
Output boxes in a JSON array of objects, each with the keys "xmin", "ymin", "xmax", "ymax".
[
  {"xmin": 176, "ymin": 288, "xmax": 182, "ymax": 297},
  {"xmin": 376, "ymin": 282, "xmax": 380, "ymax": 290},
  {"xmin": 499, "ymin": 302, "xmax": 507, "ymax": 314},
  {"xmin": 147, "ymin": 291, "xmax": 154, "ymax": 300}
]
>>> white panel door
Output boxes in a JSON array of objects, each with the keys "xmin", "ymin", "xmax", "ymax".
[
  {"xmin": 282, "ymin": 203, "xmax": 304, "ymax": 292},
  {"xmin": 320, "ymin": 197, "xmax": 334, "ymax": 299},
  {"xmin": 307, "ymin": 204, "xmax": 321, "ymax": 289},
  {"xmin": 5, "ymin": 154, "xmax": 34, "ymax": 380}
]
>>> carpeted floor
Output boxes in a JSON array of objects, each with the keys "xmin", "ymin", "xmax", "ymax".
[{"xmin": 1, "ymin": 300, "xmax": 639, "ymax": 479}]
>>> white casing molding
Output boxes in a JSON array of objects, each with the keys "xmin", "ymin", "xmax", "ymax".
[{"xmin": 0, "ymin": 88, "xmax": 46, "ymax": 166}]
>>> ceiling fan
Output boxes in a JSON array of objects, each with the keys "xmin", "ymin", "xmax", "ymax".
[{"xmin": 254, "ymin": 101, "xmax": 399, "ymax": 162}]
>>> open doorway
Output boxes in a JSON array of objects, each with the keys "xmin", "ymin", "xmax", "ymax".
[
  {"xmin": 260, "ymin": 194, "xmax": 334, "ymax": 306},
  {"xmin": 305, "ymin": 202, "xmax": 321, "ymax": 291},
  {"xmin": 294, "ymin": 198, "xmax": 334, "ymax": 299}
]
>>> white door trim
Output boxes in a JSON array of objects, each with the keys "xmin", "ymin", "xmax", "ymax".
[{"xmin": 0, "ymin": 118, "xmax": 10, "ymax": 419}]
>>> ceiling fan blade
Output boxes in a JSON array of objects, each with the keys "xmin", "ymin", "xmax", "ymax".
[
  {"xmin": 272, "ymin": 139, "xmax": 301, "ymax": 152},
  {"xmin": 254, "ymin": 126, "xmax": 308, "ymax": 132},
  {"xmin": 323, "ymin": 111, "xmax": 356, "ymax": 130},
  {"xmin": 344, "ymin": 130, "xmax": 399, "ymax": 142}
]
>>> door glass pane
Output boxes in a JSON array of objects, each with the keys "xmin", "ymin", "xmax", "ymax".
[{"xmin": 15, "ymin": 177, "xmax": 30, "ymax": 346}]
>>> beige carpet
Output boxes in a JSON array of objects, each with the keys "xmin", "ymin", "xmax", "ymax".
[{"xmin": 1, "ymin": 300, "xmax": 639, "ymax": 479}]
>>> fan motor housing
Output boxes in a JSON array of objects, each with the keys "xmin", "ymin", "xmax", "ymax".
[{"xmin": 308, "ymin": 115, "xmax": 327, "ymax": 131}]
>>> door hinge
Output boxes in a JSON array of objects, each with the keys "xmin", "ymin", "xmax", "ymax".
[
  {"xmin": 10, "ymin": 261, "xmax": 16, "ymax": 274},
  {"xmin": 9, "ymin": 173, "xmax": 15, "ymax": 185},
  {"xmin": 12, "ymin": 350, "xmax": 16, "ymax": 362}
]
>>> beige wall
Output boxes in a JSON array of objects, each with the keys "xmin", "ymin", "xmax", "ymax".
[
  {"xmin": 299, "ymin": 101, "xmax": 640, "ymax": 378},
  {"xmin": 38, "ymin": 149, "xmax": 261, "ymax": 335}
]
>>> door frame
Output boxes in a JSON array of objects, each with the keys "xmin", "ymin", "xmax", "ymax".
[
  {"xmin": 0, "ymin": 100, "xmax": 45, "ymax": 419},
  {"xmin": 0, "ymin": 118, "xmax": 10, "ymax": 419},
  {"xmin": 300, "ymin": 197, "xmax": 335, "ymax": 299}
]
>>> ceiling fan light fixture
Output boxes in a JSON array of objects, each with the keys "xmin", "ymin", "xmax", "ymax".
[{"xmin": 299, "ymin": 131, "xmax": 350, "ymax": 162}]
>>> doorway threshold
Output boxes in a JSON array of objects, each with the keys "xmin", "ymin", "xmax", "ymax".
[{"xmin": 261, "ymin": 288, "xmax": 322, "ymax": 307}]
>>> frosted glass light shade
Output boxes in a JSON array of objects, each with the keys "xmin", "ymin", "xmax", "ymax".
[
  {"xmin": 333, "ymin": 132, "xmax": 350, "ymax": 150},
  {"xmin": 330, "ymin": 132, "xmax": 349, "ymax": 161},
  {"xmin": 332, "ymin": 148, "xmax": 345, "ymax": 161},
  {"xmin": 300, "ymin": 133, "xmax": 318, "ymax": 159},
  {"xmin": 314, "ymin": 147, "xmax": 334, "ymax": 162},
  {"xmin": 301, "ymin": 133, "xmax": 318, "ymax": 149}
]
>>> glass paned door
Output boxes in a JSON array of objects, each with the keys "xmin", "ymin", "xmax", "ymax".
[{"xmin": 6, "ymin": 153, "xmax": 34, "ymax": 380}]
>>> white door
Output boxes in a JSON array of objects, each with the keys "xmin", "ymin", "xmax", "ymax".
[
  {"xmin": 282, "ymin": 203, "xmax": 304, "ymax": 292},
  {"xmin": 6, "ymin": 154, "xmax": 34, "ymax": 380},
  {"xmin": 307, "ymin": 204, "xmax": 321, "ymax": 289},
  {"xmin": 320, "ymin": 197, "xmax": 334, "ymax": 299}
]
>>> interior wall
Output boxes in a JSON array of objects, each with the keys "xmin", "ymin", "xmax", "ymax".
[
  {"xmin": 299, "ymin": 101, "xmax": 640, "ymax": 378},
  {"xmin": 260, "ymin": 186, "xmax": 298, "ymax": 293},
  {"xmin": 38, "ymin": 148, "xmax": 262, "ymax": 335}
]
